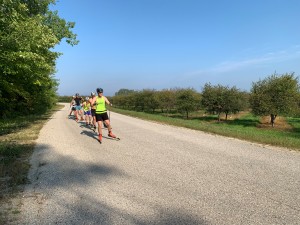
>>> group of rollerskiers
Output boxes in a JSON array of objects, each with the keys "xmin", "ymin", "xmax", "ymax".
[{"xmin": 68, "ymin": 88, "xmax": 117, "ymax": 143}]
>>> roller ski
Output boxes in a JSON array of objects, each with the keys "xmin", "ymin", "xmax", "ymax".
[{"xmin": 108, "ymin": 131, "xmax": 120, "ymax": 141}]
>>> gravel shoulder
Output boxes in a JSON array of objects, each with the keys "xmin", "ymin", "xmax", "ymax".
[{"xmin": 12, "ymin": 103, "xmax": 300, "ymax": 224}]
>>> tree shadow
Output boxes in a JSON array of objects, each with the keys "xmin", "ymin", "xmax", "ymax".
[
  {"xmin": 190, "ymin": 115, "xmax": 218, "ymax": 122},
  {"xmin": 292, "ymin": 128, "xmax": 300, "ymax": 133},
  {"xmin": 19, "ymin": 145, "xmax": 209, "ymax": 224},
  {"xmin": 0, "ymin": 141, "xmax": 34, "ymax": 197},
  {"xmin": 224, "ymin": 118, "xmax": 259, "ymax": 127}
]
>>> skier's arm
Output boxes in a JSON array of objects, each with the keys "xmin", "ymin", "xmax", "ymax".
[{"xmin": 104, "ymin": 96, "xmax": 112, "ymax": 106}]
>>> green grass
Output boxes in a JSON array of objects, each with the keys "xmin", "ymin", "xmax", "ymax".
[
  {"xmin": 0, "ymin": 104, "xmax": 64, "ymax": 224},
  {"xmin": 111, "ymin": 108, "xmax": 300, "ymax": 150}
]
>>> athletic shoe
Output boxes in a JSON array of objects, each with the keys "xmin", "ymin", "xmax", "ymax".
[
  {"xmin": 98, "ymin": 134, "xmax": 102, "ymax": 142},
  {"xmin": 108, "ymin": 131, "xmax": 116, "ymax": 138}
]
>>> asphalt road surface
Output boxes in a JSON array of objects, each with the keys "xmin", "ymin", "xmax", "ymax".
[{"xmin": 18, "ymin": 103, "xmax": 300, "ymax": 225}]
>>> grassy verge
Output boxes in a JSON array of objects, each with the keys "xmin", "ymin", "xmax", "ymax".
[
  {"xmin": 111, "ymin": 108, "xmax": 300, "ymax": 150},
  {"xmin": 0, "ymin": 104, "xmax": 63, "ymax": 224}
]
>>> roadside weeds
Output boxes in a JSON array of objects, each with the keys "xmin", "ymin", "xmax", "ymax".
[{"xmin": 0, "ymin": 104, "xmax": 63, "ymax": 224}]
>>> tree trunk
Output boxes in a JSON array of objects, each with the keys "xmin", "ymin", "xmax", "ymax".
[
  {"xmin": 270, "ymin": 114, "xmax": 277, "ymax": 127},
  {"xmin": 186, "ymin": 110, "xmax": 189, "ymax": 119},
  {"xmin": 218, "ymin": 113, "xmax": 221, "ymax": 121},
  {"xmin": 225, "ymin": 112, "xmax": 228, "ymax": 120}
]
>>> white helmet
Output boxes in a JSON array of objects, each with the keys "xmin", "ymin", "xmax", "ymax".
[{"xmin": 85, "ymin": 97, "xmax": 89, "ymax": 101}]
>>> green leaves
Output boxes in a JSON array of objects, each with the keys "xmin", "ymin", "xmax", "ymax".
[
  {"xmin": 250, "ymin": 73, "xmax": 300, "ymax": 126},
  {"xmin": 0, "ymin": 0, "xmax": 78, "ymax": 117},
  {"xmin": 201, "ymin": 83, "xmax": 247, "ymax": 121},
  {"xmin": 176, "ymin": 88, "xmax": 200, "ymax": 119}
]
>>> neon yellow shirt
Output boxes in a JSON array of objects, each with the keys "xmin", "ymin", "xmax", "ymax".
[
  {"xmin": 96, "ymin": 97, "xmax": 106, "ymax": 113},
  {"xmin": 83, "ymin": 102, "xmax": 90, "ymax": 111}
]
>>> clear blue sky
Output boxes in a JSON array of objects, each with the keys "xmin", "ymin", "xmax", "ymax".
[{"xmin": 52, "ymin": 0, "xmax": 300, "ymax": 96}]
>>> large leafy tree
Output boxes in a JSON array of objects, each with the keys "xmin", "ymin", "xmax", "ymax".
[
  {"xmin": 0, "ymin": 0, "xmax": 78, "ymax": 117},
  {"xmin": 201, "ymin": 83, "xmax": 248, "ymax": 121},
  {"xmin": 250, "ymin": 73, "xmax": 300, "ymax": 127}
]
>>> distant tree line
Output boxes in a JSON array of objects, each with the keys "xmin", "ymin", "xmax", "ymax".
[
  {"xmin": 0, "ymin": 0, "xmax": 78, "ymax": 118},
  {"xmin": 111, "ymin": 73, "xmax": 300, "ymax": 126}
]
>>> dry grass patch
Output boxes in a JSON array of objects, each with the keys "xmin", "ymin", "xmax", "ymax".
[{"xmin": 258, "ymin": 116, "xmax": 293, "ymax": 131}]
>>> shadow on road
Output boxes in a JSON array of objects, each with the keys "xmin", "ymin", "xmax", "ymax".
[
  {"xmin": 19, "ymin": 144, "xmax": 209, "ymax": 225},
  {"xmin": 80, "ymin": 129, "xmax": 98, "ymax": 141}
]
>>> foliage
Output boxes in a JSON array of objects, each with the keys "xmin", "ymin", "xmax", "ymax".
[
  {"xmin": 156, "ymin": 89, "xmax": 176, "ymax": 113},
  {"xmin": 58, "ymin": 95, "xmax": 73, "ymax": 103},
  {"xmin": 112, "ymin": 88, "xmax": 200, "ymax": 118},
  {"xmin": 250, "ymin": 73, "xmax": 300, "ymax": 126},
  {"xmin": 0, "ymin": 0, "xmax": 78, "ymax": 118},
  {"xmin": 115, "ymin": 88, "xmax": 135, "ymax": 96},
  {"xmin": 201, "ymin": 83, "xmax": 247, "ymax": 121},
  {"xmin": 140, "ymin": 89, "xmax": 159, "ymax": 113},
  {"xmin": 175, "ymin": 88, "xmax": 201, "ymax": 119}
]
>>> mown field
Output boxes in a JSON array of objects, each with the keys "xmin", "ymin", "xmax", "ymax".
[{"xmin": 110, "ymin": 107, "xmax": 300, "ymax": 151}]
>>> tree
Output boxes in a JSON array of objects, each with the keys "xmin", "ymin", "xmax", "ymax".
[
  {"xmin": 156, "ymin": 89, "xmax": 176, "ymax": 114},
  {"xmin": 115, "ymin": 88, "xmax": 135, "ymax": 96},
  {"xmin": 113, "ymin": 88, "xmax": 136, "ymax": 109},
  {"xmin": 175, "ymin": 88, "xmax": 201, "ymax": 119},
  {"xmin": 143, "ymin": 90, "xmax": 158, "ymax": 113},
  {"xmin": 201, "ymin": 83, "xmax": 247, "ymax": 121},
  {"xmin": 0, "ymin": 0, "xmax": 78, "ymax": 117},
  {"xmin": 222, "ymin": 87, "xmax": 248, "ymax": 120},
  {"xmin": 130, "ymin": 89, "xmax": 159, "ymax": 113},
  {"xmin": 250, "ymin": 73, "xmax": 299, "ymax": 127}
]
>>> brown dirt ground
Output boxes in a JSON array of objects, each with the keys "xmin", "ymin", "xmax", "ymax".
[
  {"xmin": 257, "ymin": 116, "xmax": 293, "ymax": 131},
  {"xmin": 204, "ymin": 111, "xmax": 292, "ymax": 131}
]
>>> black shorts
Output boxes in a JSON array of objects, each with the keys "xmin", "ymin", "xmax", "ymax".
[
  {"xmin": 91, "ymin": 109, "xmax": 96, "ymax": 117},
  {"xmin": 95, "ymin": 112, "xmax": 109, "ymax": 122}
]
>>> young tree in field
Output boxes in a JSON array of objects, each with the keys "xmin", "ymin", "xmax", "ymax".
[
  {"xmin": 250, "ymin": 73, "xmax": 300, "ymax": 127},
  {"xmin": 140, "ymin": 89, "xmax": 159, "ymax": 113},
  {"xmin": 113, "ymin": 89, "xmax": 136, "ymax": 109},
  {"xmin": 201, "ymin": 83, "xmax": 247, "ymax": 121},
  {"xmin": 176, "ymin": 88, "xmax": 201, "ymax": 119},
  {"xmin": 156, "ymin": 89, "xmax": 176, "ymax": 114},
  {"xmin": 132, "ymin": 91, "xmax": 145, "ymax": 111},
  {"xmin": 222, "ymin": 87, "xmax": 249, "ymax": 120},
  {"xmin": 201, "ymin": 84, "xmax": 227, "ymax": 121}
]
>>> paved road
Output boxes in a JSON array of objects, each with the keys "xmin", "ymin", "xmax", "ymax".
[{"xmin": 19, "ymin": 103, "xmax": 300, "ymax": 224}]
